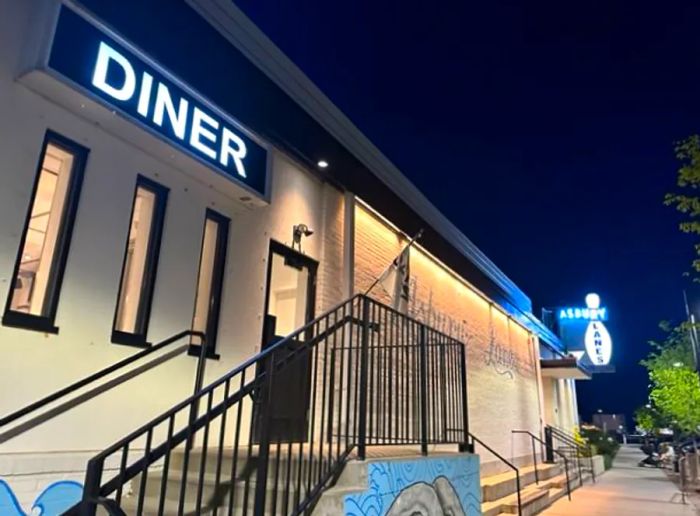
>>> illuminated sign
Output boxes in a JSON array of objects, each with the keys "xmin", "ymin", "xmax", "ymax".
[
  {"xmin": 46, "ymin": 6, "xmax": 269, "ymax": 197},
  {"xmin": 557, "ymin": 293, "xmax": 607, "ymax": 321},
  {"xmin": 558, "ymin": 307, "xmax": 607, "ymax": 321},
  {"xmin": 557, "ymin": 293, "xmax": 613, "ymax": 369},
  {"xmin": 585, "ymin": 320, "xmax": 612, "ymax": 366}
]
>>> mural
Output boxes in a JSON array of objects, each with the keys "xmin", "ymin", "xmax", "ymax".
[
  {"xmin": 0, "ymin": 479, "xmax": 82, "ymax": 516},
  {"xmin": 344, "ymin": 455, "xmax": 480, "ymax": 515}
]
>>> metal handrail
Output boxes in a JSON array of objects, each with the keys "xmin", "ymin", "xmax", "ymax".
[
  {"xmin": 0, "ymin": 330, "xmax": 206, "ymax": 444},
  {"xmin": 469, "ymin": 432, "xmax": 522, "ymax": 516},
  {"xmin": 513, "ymin": 430, "xmax": 572, "ymax": 501},
  {"xmin": 75, "ymin": 294, "xmax": 471, "ymax": 515},
  {"xmin": 468, "ymin": 432, "xmax": 523, "ymax": 514},
  {"xmin": 547, "ymin": 425, "xmax": 596, "ymax": 483}
]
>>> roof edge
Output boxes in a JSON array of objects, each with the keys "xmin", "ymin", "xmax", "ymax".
[{"xmin": 187, "ymin": 0, "xmax": 532, "ymax": 313}]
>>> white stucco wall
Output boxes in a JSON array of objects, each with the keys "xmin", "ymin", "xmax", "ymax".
[{"xmin": 0, "ymin": 4, "xmax": 341, "ymax": 500}]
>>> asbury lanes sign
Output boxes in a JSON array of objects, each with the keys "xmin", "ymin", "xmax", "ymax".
[{"xmin": 45, "ymin": 6, "xmax": 269, "ymax": 198}]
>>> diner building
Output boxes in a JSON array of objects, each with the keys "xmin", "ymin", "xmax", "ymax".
[{"xmin": 0, "ymin": 1, "xmax": 589, "ymax": 514}]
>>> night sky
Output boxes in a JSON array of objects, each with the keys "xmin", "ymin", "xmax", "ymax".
[{"xmin": 234, "ymin": 0, "xmax": 700, "ymax": 423}]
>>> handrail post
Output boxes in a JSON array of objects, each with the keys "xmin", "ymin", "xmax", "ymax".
[
  {"xmin": 79, "ymin": 459, "xmax": 103, "ymax": 516},
  {"xmin": 419, "ymin": 324, "xmax": 429, "ymax": 456},
  {"xmin": 187, "ymin": 334, "xmax": 207, "ymax": 450},
  {"xmin": 357, "ymin": 296, "xmax": 370, "ymax": 460},
  {"xmin": 531, "ymin": 435, "xmax": 539, "ymax": 484},
  {"xmin": 544, "ymin": 426, "xmax": 555, "ymax": 463},
  {"xmin": 253, "ymin": 353, "xmax": 275, "ymax": 514},
  {"xmin": 459, "ymin": 345, "xmax": 471, "ymax": 452},
  {"xmin": 577, "ymin": 448, "xmax": 583, "ymax": 487},
  {"xmin": 515, "ymin": 470, "xmax": 522, "ymax": 516},
  {"xmin": 589, "ymin": 444, "xmax": 596, "ymax": 483},
  {"xmin": 564, "ymin": 457, "xmax": 571, "ymax": 500}
]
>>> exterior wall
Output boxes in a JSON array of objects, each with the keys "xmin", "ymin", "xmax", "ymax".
[
  {"xmin": 354, "ymin": 204, "xmax": 542, "ymax": 471},
  {"xmin": 541, "ymin": 377, "xmax": 579, "ymax": 432},
  {"xmin": 0, "ymin": 1, "xmax": 346, "ymax": 506}
]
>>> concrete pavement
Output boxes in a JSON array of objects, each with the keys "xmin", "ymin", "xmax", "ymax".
[{"xmin": 542, "ymin": 445, "xmax": 698, "ymax": 515}]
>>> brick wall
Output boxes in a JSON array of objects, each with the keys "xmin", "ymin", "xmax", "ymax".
[
  {"xmin": 354, "ymin": 204, "xmax": 543, "ymax": 469},
  {"xmin": 316, "ymin": 184, "xmax": 347, "ymax": 313}
]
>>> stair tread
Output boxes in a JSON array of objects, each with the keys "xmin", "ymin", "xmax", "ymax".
[
  {"xmin": 481, "ymin": 463, "xmax": 559, "ymax": 486},
  {"xmin": 481, "ymin": 484, "xmax": 548, "ymax": 510}
]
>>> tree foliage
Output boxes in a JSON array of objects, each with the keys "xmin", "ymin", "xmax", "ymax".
[
  {"xmin": 634, "ymin": 405, "xmax": 667, "ymax": 434},
  {"xmin": 649, "ymin": 367, "xmax": 700, "ymax": 433},
  {"xmin": 665, "ymin": 135, "xmax": 700, "ymax": 272},
  {"xmin": 640, "ymin": 322, "xmax": 700, "ymax": 434}
]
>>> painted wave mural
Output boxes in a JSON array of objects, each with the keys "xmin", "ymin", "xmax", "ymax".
[
  {"xmin": 0, "ymin": 479, "xmax": 82, "ymax": 516},
  {"xmin": 344, "ymin": 455, "xmax": 481, "ymax": 515}
]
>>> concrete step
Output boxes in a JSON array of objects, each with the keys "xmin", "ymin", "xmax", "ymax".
[
  {"xmin": 481, "ymin": 463, "xmax": 561, "ymax": 502},
  {"xmin": 120, "ymin": 475, "xmax": 301, "ymax": 516},
  {"xmin": 482, "ymin": 485, "xmax": 549, "ymax": 516}
]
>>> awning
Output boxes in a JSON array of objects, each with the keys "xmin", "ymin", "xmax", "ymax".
[{"xmin": 540, "ymin": 357, "xmax": 592, "ymax": 380}]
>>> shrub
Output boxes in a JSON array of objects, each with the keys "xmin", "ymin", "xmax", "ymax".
[{"xmin": 581, "ymin": 426, "xmax": 620, "ymax": 469}]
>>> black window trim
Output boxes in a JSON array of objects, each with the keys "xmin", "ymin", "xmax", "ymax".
[
  {"xmin": 111, "ymin": 174, "xmax": 169, "ymax": 348},
  {"xmin": 2, "ymin": 129, "xmax": 89, "ymax": 334},
  {"xmin": 188, "ymin": 208, "xmax": 230, "ymax": 360}
]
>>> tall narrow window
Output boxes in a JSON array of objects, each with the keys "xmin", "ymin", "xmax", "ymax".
[
  {"xmin": 3, "ymin": 131, "xmax": 88, "ymax": 333},
  {"xmin": 190, "ymin": 209, "xmax": 229, "ymax": 358},
  {"xmin": 112, "ymin": 176, "xmax": 168, "ymax": 347}
]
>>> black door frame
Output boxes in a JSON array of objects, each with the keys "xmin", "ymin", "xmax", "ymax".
[
  {"xmin": 260, "ymin": 239, "xmax": 318, "ymax": 348},
  {"xmin": 253, "ymin": 239, "xmax": 318, "ymax": 444}
]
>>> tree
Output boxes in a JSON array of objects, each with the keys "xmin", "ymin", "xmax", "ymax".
[
  {"xmin": 665, "ymin": 135, "xmax": 700, "ymax": 273},
  {"xmin": 640, "ymin": 322, "xmax": 700, "ymax": 434},
  {"xmin": 649, "ymin": 367, "xmax": 700, "ymax": 433},
  {"xmin": 634, "ymin": 405, "xmax": 667, "ymax": 434}
]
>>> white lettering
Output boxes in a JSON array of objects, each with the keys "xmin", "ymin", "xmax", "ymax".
[
  {"xmin": 153, "ymin": 83, "xmax": 189, "ymax": 140},
  {"xmin": 137, "ymin": 72, "xmax": 154, "ymax": 117},
  {"xmin": 190, "ymin": 107, "xmax": 219, "ymax": 159},
  {"xmin": 92, "ymin": 42, "xmax": 136, "ymax": 101},
  {"xmin": 219, "ymin": 127, "xmax": 247, "ymax": 178}
]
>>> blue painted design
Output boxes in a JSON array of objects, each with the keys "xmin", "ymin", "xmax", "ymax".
[
  {"xmin": 0, "ymin": 479, "xmax": 83, "ymax": 516},
  {"xmin": 344, "ymin": 455, "xmax": 481, "ymax": 515}
]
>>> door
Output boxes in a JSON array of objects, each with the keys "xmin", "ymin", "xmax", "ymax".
[{"xmin": 255, "ymin": 240, "xmax": 317, "ymax": 443}]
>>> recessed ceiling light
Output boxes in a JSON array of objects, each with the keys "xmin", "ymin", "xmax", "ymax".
[{"xmin": 317, "ymin": 160, "xmax": 329, "ymax": 169}]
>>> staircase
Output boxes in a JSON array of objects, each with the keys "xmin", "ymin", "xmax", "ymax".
[
  {"xmin": 118, "ymin": 447, "xmax": 312, "ymax": 515},
  {"xmin": 70, "ymin": 294, "xmax": 471, "ymax": 515},
  {"xmin": 481, "ymin": 462, "xmax": 582, "ymax": 516}
]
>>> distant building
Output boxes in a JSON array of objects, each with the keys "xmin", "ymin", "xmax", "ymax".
[{"xmin": 593, "ymin": 413, "xmax": 627, "ymax": 433}]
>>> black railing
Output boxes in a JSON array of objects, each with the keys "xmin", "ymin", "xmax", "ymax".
[
  {"xmin": 545, "ymin": 425, "xmax": 596, "ymax": 484},
  {"xmin": 74, "ymin": 294, "xmax": 469, "ymax": 515},
  {"xmin": 469, "ymin": 432, "xmax": 522, "ymax": 516},
  {"xmin": 0, "ymin": 330, "xmax": 206, "ymax": 445},
  {"xmin": 512, "ymin": 430, "xmax": 571, "ymax": 501}
]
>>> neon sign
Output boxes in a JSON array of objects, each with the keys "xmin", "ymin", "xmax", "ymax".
[
  {"xmin": 46, "ymin": 6, "xmax": 269, "ymax": 197},
  {"xmin": 558, "ymin": 293, "xmax": 607, "ymax": 321},
  {"xmin": 585, "ymin": 320, "xmax": 612, "ymax": 366}
]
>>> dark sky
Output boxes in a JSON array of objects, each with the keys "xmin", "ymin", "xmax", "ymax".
[{"xmin": 234, "ymin": 0, "xmax": 700, "ymax": 423}]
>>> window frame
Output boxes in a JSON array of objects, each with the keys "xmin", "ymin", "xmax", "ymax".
[
  {"xmin": 2, "ymin": 130, "xmax": 89, "ymax": 334},
  {"xmin": 111, "ymin": 175, "xmax": 169, "ymax": 348},
  {"xmin": 188, "ymin": 208, "xmax": 230, "ymax": 360}
]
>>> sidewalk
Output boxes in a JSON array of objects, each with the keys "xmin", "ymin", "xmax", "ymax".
[{"xmin": 542, "ymin": 445, "xmax": 698, "ymax": 515}]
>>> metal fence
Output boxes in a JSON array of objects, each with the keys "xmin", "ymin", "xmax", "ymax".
[{"xmin": 74, "ymin": 294, "xmax": 469, "ymax": 515}]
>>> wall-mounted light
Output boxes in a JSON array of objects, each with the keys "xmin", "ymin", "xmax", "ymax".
[
  {"xmin": 317, "ymin": 160, "xmax": 329, "ymax": 169},
  {"xmin": 292, "ymin": 223, "xmax": 314, "ymax": 252}
]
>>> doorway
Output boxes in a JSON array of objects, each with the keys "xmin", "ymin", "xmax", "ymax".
[{"xmin": 255, "ymin": 240, "xmax": 317, "ymax": 443}]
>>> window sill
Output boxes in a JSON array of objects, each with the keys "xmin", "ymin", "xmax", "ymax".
[
  {"xmin": 188, "ymin": 344, "xmax": 220, "ymax": 361},
  {"xmin": 111, "ymin": 330, "xmax": 151, "ymax": 349},
  {"xmin": 2, "ymin": 311, "xmax": 59, "ymax": 334}
]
